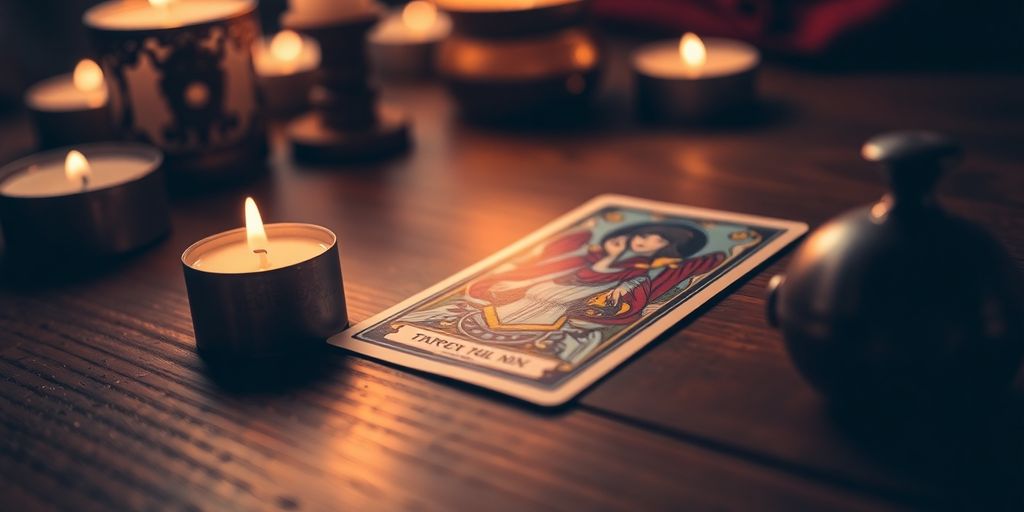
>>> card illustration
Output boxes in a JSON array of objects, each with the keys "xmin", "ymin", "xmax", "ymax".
[{"xmin": 331, "ymin": 195, "xmax": 807, "ymax": 405}]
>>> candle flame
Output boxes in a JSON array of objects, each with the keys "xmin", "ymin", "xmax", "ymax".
[
  {"xmin": 679, "ymin": 32, "xmax": 706, "ymax": 69},
  {"xmin": 245, "ymin": 197, "xmax": 269, "ymax": 257},
  {"xmin": 73, "ymin": 59, "xmax": 104, "ymax": 92},
  {"xmin": 149, "ymin": 0, "xmax": 172, "ymax": 8},
  {"xmin": 403, "ymin": 1, "xmax": 437, "ymax": 32},
  {"xmin": 270, "ymin": 30, "xmax": 303, "ymax": 62},
  {"xmin": 64, "ymin": 150, "xmax": 92, "ymax": 188}
]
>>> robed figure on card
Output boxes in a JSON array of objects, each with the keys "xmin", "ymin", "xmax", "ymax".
[
  {"xmin": 406, "ymin": 221, "xmax": 727, "ymax": 366},
  {"xmin": 332, "ymin": 195, "xmax": 807, "ymax": 405}
]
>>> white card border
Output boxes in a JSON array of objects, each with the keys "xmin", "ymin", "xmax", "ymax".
[{"xmin": 329, "ymin": 194, "xmax": 808, "ymax": 406}]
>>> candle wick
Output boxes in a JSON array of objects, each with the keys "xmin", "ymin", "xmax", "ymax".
[
  {"xmin": 80, "ymin": 175, "xmax": 89, "ymax": 191},
  {"xmin": 253, "ymin": 248, "xmax": 270, "ymax": 270}
]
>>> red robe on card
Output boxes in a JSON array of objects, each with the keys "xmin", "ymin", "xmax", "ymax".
[{"xmin": 466, "ymin": 230, "xmax": 725, "ymax": 326}]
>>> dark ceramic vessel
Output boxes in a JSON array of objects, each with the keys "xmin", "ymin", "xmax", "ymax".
[{"xmin": 767, "ymin": 131, "xmax": 1024, "ymax": 408}]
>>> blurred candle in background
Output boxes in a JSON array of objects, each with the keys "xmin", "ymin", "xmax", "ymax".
[
  {"xmin": 84, "ymin": 0, "xmax": 265, "ymax": 186},
  {"xmin": 678, "ymin": 32, "xmax": 706, "ymax": 77},
  {"xmin": 435, "ymin": 0, "xmax": 599, "ymax": 121},
  {"xmin": 437, "ymin": 0, "xmax": 577, "ymax": 10},
  {"xmin": 369, "ymin": 1, "xmax": 452, "ymax": 79},
  {"xmin": 633, "ymin": 33, "xmax": 760, "ymax": 123},
  {"xmin": 253, "ymin": 30, "xmax": 321, "ymax": 116},
  {"xmin": 282, "ymin": 0, "xmax": 377, "ymax": 25},
  {"xmin": 436, "ymin": 0, "xmax": 583, "ymax": 36},
  {"xmin": 0, "ymin": 142, "xmax": 170, "ymax": 268},
  {"xmin": 23, "ymin": 59, "xmax": 115, "ymax": 149}
]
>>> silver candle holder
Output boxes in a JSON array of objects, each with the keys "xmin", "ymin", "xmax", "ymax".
[
  {"xmin": 182, "ymin": 219, "xmax": 348, "ymax": 360},
  {"xmin": 0, "ymin": 142, "xmax": 169, "ymax": 268}
]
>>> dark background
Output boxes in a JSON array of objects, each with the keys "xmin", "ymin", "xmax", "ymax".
[{"xmin": 1, "ymin": 0, "xmax": 1021, "ymax": 113}]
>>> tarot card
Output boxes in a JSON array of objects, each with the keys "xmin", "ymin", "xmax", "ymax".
[{"xmin": 329, "ymin": 195, "xmax": 808, "ymax": 406}]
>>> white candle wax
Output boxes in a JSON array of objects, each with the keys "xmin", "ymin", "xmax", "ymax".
[
  {"xmin": 633, "ymin": 37, "xmax": 760, "ymax": 79},
  {"xmin": 0, "ymin": 151, "xmax": 157, "ymax": 198},
  {"xmin": 84, "ymin": 0, "xmax": 253, "ymax": 30},
  {"xmin": 185, "ymin": 224, "xmax": 331, "ymax": 274},
  {"xmin": 25, "ymin": 74, "xmax": 108, "ymax": 112},
  {"xmin": 253, "ymin": 32, "xmax": 321, "ymax": 77},
  {"xmin": 436, "ymin": 0, "xmax": 578, "ymax": 11}
]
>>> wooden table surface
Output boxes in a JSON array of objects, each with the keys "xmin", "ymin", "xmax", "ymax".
[{"xmin": 1, "ymin": 40, "xmax": 1023, "ymax": 511}]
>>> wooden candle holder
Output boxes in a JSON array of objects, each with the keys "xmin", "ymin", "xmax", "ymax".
[{"xmin": 284, "ymin": 12, "xmax": 410, "ymax": 163}]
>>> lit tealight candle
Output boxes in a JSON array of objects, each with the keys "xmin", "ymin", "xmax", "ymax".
[
  {"xmin": 0, "ymin": 143, "xmax": 170, "ymax": 267},
  {"xmin": 679, "ymin": 33, "xmax": 706, "ymax": 77},
  {"xmin": 253, "ymin": 30, "xmax": 321, "ymax": 115},
  {"xmin": 28, "ymin": 59, "xmax": 107, "ymax": 112},
  {"xmin": 23, "ymin": 59, "xmax": 115, "ymax": 149},
  {"xmin": 369, "ymin": 1, "xmax": 453, "ymax": 78},
  {"xmin": 188, "ymin": 198, "xmax": 329, "ymax": 274},
  {"xmin": 268, "ymin": 31, "xmax": 307, "ymax": 71},
  {"xmin": 181, "ymin": 198, "xmax": 348, "ymax": 359},
  {"xmin": 633, "ymin": 33, "xmax": 761, "ymax": 123}
]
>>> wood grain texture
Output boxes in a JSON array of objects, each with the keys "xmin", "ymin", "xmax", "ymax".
[
  {"xmin": 0, "ymin": 272, "xmax": 897, "ymax": 512},
  {"xmin": 1, "ymin": 38, "xmax": 1022, "ymax": 510}
]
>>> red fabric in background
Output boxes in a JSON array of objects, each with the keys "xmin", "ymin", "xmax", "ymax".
[{"xmin": 592, "ymin": 0, "xmax": 902, "ymax": 55}]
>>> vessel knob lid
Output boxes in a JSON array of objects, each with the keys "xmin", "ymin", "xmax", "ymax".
[{"xmin": 861, "ymin": 131, "xmax": 962, "ymax": 207}]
